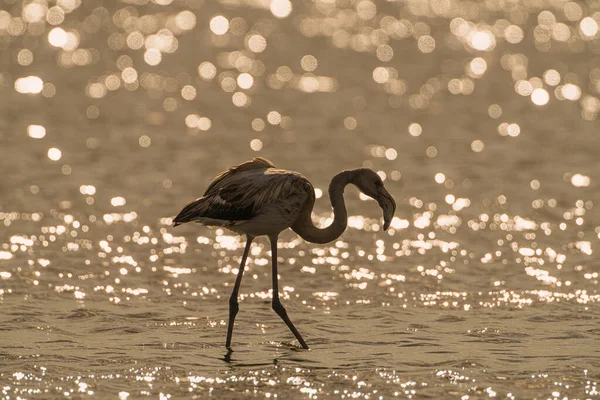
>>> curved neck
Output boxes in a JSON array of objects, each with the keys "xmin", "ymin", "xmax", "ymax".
[{"xmin": 292, "ymin": 170, "xmax": 354, "ymax": 244}]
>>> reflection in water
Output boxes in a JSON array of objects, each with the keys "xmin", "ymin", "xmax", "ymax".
[{"xmin": 2, "ymin": 0, "xmax": 600, "ymax": 398}]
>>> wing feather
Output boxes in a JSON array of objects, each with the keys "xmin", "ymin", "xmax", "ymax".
[{"xmin": 173, "ymin": 158, "xmax": 311, "ymax": 226}]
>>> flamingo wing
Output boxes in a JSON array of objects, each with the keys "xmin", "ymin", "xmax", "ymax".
[{"xmin": 173, "ymin": 158, "xmax": 311, "ymax": 226}]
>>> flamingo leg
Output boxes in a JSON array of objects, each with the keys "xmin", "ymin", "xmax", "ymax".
[
  {"xmin": 269, "ymin": 235, "xmax": 310, "ymax": 349},
  {"xmin": 225, "ymin": 235, "xmax": 254, "ymax": 349}
]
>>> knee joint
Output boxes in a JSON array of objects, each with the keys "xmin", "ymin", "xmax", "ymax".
[
  {"xmin": 229, "ymin": 296, "xmax": 239, "ymax": 313},
  {"xmin": 272, "ymin": 300, "xmax": 286, "ymax": 316}
]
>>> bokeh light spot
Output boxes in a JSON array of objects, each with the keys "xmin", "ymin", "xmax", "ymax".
[
  {"xmin": 267, "ymin": 111, "xmax": 282, "ymax": 125},
  {"xmin": 531, "ymin": 88, "xmax": 549, "ymax": 105},
  {"xmin": 488, "ymin": 104, "xmax": 502, "ymax": 118},
  {"xmin": 48, "ymin": 148, "xmax": 62, "ymax": 161},
  {"xmin": 409, "ymin": 123, "xmax": 422, "ymax": 137},
  {"xmin": 250, "ymin": 138, "xmax": 263, "ymax": 151},
  {"xmin": 471, "ymin": 140, "xmax": 484, "ymax": 152},
  {"xmin": 48, "ymin": 27, "xmax": 67, "ymax": 47},
  {"xmin": 17, "ymin": 49, "xmax": 33, "ymax": 66},
  {"xmin": 301, "ymin": 55, "xmax": 318, "ymax": 72},
  {"xmin": 175, "ymin": 11, "xmax": 196, "ymax": 30},
  {"xmin": 417, "ymin": 35, "xmax": 436, "ymax": 53},
  {"xmin": 468, "ymin": 30, "xmax": 495, "ymax": 51},
  {"xmin": 344, "ymin": 117, "xmax": 357, "ymax": 130},
  {"xmin": 580, "ymin": 17, "xmax": 598, "ymax": 38},
  {"xmin": 139, "ymin": 135, "xmax": 151, "ymax": 148},
  {"xmin": 27, "ymin": 125, "xmax": 46, "ymax": 139},
  {"xmin": 237, "ymin": 73, "xmax": 254, "ymax": 89},
  {"xmin": 15, "ymin": 76, "xmax": 43, "ymax": 94},
  {"xmin": 198, "ymin": 62, "xmax": 217, "ymax": 80},
  {"xmin": 247, "ymin": 35, "xmax": 267, "ymax": 53},
  {"xmin": 210, "ymin": 16, "xmax": 229, "ymax": 35},
  {"xmin": 270, "ymin": 0, "xmax": 292, "ymax": 19},
  {"xmin": 252, "ymin": 118, "xmax": 265, "ymax": 131}
]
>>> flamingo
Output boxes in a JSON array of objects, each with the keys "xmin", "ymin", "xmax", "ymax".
[{"xmin": 173, "ymin": 157, "xmax": 396, "ymax": 349}]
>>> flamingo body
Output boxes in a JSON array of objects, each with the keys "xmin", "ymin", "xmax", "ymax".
[{"xmin": 174, "ymin": 157, "xmax": 312, "ymax": 237}]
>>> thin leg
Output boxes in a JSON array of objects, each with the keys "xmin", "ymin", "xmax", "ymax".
[
  {"xmin": 225, "ymin": 236, "xmax": 254, "ymax": 349},
  {"xmin": 270, "ymin": 235, "xmax": 309, "ymax": 349}
]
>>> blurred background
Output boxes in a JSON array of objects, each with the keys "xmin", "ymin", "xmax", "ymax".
[{"xmin": 1, "ymin": 0, "xmax": 600, "ymax": 398}]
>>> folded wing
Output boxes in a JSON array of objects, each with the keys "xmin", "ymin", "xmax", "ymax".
[{"xmin": 173, "ymin": 158, "xmax": 311, "ymax": 226}]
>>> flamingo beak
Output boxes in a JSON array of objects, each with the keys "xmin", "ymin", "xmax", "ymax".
[{"xmin": 377, "ymin": 187, "xmax": 396, "ymax": 231}]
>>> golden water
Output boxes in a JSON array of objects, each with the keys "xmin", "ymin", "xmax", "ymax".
[{"xmin": 1, "ymin": 0, "xmax": 600, "ymax": 398}]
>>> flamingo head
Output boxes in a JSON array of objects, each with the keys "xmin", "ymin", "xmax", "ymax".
[{"xmin": 352, "ymin": 169, "xmax": 396, "ymax": 231}]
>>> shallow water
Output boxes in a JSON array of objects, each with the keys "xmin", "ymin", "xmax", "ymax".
[{"xmin": 2, "ymin": 0, "xmax": 600, "ymax": 398}]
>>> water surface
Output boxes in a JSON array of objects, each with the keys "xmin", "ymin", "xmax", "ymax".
[{"xmin": 2, "ymin": 0, "xmax": 600, "ymax": 398}]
